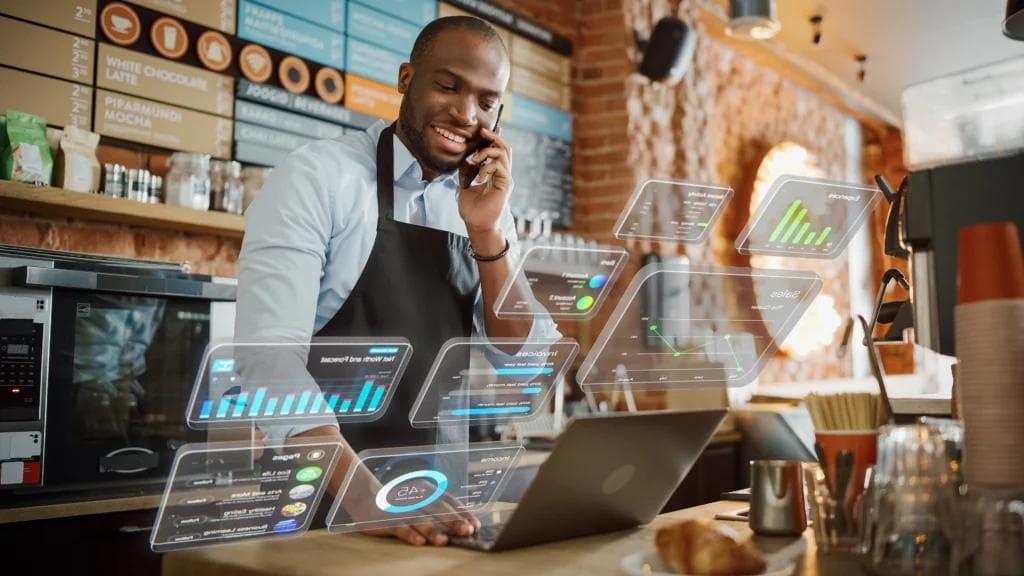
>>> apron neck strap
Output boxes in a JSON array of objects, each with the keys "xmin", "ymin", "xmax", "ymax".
[{"xmin": 376, "ymin": 123, "xmax": 397, "ymax": 220}]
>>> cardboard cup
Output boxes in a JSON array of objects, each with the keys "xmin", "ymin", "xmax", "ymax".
[{"xmin": 957, "ymin": 222, "xmax": 1024, "ymax": 304}]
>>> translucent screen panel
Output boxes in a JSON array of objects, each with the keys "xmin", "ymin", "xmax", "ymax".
[
  {"xmin": 494, "ymin": 245, "xmax": 627, "ymax": 320},
  {"xmin": 186, "ymin": 339, "xmax": 412, "ymax": 428},
  {"xmin": 326, "ymin": 443, "xmax": 522, "ymax": 533},
  {"xmin": 409, "ymin": 338, "xmax": 578, "ymax": 427},
  {"xmin": 613, "ymin": 179, "xmax": 732, "ymax": 243},
  {"xmin": 736, "ymin": 176, "xmax": 881, "ymax": 259},
  {"xmin": 151, "ymin": 439, "xmax": 343, "ymax": 551},
  {"xmin": 577, "ymin": 264, "xmax": 821, "ymax": 390}
]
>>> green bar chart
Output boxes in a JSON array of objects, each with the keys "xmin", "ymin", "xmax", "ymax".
[
  {"xmin": 766, "ymin": 199, "xmax": 833, "ymax": 247},
  {"xmin": 735, "ymin": 176, "xmax": 881, "ymax": 259}
]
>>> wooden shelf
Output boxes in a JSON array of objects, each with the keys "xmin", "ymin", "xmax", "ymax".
[{"xmin": 0, "ymin": 180, "xmax": 245, "ymax": 239}]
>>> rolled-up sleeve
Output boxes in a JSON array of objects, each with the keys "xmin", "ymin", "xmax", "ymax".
[{"xmin": 234, "ymin": 145, "xmax": 340, "ymax": 444}]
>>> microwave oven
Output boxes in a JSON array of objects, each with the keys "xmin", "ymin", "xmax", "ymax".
[{"xmin": 0, "ymin": 245, "xmax": 235, "ymax": 504}]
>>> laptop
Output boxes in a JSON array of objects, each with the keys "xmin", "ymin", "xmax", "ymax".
[{"xmin": 451, "ymin": 409, "xmax": 727, "ymax": 551}]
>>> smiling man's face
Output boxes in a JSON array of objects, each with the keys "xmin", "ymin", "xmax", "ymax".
[{"xmin": 395, "ymin": 27, "xmax": 508, "ymax": 180}]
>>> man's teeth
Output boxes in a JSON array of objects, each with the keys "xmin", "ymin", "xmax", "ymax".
[{"xmin": 433, "ymin": 127, "xmax": 466, "ymax": 144}]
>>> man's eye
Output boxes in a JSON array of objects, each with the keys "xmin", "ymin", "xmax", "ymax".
[
  {"xmin": 481, "ymin": 101, "xmax": 497, "ymax": 112},
  {"xmin": 437, "ymin": 83, "xmax": 457, "ymax": 92}
]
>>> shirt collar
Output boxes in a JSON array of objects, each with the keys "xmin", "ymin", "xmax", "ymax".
[{"xmin": 391, "ymin": 130, "xmax": 459, "ymax": 187}]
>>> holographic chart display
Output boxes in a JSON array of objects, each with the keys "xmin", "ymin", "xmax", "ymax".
[
  {"xmin": 577, "ymin": 264, "xmax": 821, "ymax": 389},
  {"xmin": 186, "ymin": 339, "xmax": 412, "ymax": 428},
  {"xmin": 326, "ymin": 443, "xmax": 522, "ymax": 533},
  {"xmin": 735, "ymin": 176, "xmax": 881, "ymax": 259},
  {"xmin": 409, "ymin": 338, "xmax": 578, "ymax": 427},
  {"xmin": 613, "ymin": 179, "xmax": 733, "ymax": 243},
  {"xmin": 494, "ymin": 245, "xmax": 627, "ymax": 320},
  {"xmin": 150, "ymin": 439, "xmax": 342, "ymax": 551}
]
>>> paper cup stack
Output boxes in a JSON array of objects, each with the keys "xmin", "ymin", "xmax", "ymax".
[{"xmin": 954, "ymin": 222, "xmax": 1024, "ymax": 488}]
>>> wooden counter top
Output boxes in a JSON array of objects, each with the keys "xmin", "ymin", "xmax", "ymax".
[
  {"xmin": 163, "ymin": 500, "xmax": 868, "ymax": 576},
  {"xmin": 0, "ymin": 430, "xmax": 744, "ymax": 526}
]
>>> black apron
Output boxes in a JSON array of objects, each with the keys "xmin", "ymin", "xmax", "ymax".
[{"xmin": 313, "ymin": 124, "xmax": 480, "ymax": 452}]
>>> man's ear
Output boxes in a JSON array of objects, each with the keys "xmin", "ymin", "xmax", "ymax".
[{"xmin": 397, "ymin": 63, "xmax": 413, "ymax": 94}]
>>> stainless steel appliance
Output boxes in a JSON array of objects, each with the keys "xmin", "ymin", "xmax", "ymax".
[{"xmin": 0, "ymin": 245, "xmax": 235, "ymax": 503}]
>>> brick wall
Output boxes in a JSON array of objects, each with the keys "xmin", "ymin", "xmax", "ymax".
[{"xmin": 567, "ymin": 0, "xmax": 862, "ymax": 382}]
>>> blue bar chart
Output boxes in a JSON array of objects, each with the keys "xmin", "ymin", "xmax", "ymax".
[
  {"xmin": 187, "ymin": 340, "xmax": 413, "ymax": 428},
  {"xmin": 197, "ymin": 380, "xmax": 388, "ymax": 421}
]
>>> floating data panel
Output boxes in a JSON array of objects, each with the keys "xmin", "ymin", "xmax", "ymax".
[
  {"xmin": 577, "ymin": 264, "xmax": 821, "ymax": 390},
  {"xmin": 186, "ymin": 339, "xmax": 412, "ymax": 428},
  {"xmin": 151, "ymin": 439, "xmax": 343, "ymax": 551},
  {"xmin": 735, "ymin": 176, "xmax": 881, "ymax": 259},
  {"xmin": 613, "ymin": 179, "xmax": 733, "ymax": 243},
  {"xmin": 409, "ymin": 338, "xmax": 579, "ymax": 428},
  {"xmin": 494, "ymin": 245, "xmax": 628, "ymax": 320},
  {"xmin": 326, "ymin": 443, "xmax": 523, "ymax": 533}
]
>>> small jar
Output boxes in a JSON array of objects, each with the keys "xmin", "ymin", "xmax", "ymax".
[
  {"xmin": 165, "ymin": 153, "xmax": 210, "ymax": 211},
  {"xmin": 209, "ymin": 160, "xmax": 244, "ymax": 214}
]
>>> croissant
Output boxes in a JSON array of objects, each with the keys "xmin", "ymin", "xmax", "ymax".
[{"xmin": 655, "ymin": 519, "xmax": 767, "ymax": 575}]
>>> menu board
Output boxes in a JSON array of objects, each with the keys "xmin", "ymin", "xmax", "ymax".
[
  {"xmin": 255, "ymin": 0, "xmax": 346, "ymax": 33},
  {"xmin": 344, "ymin": 73, "xmax": 401, "ymax": 121},
  {"xmin": 362, "ymin": 0, "xmax": 436, "ymax": 27},
  {"xmin": 510, "ymin": 65, "xmax": 570, "ymax": 112},
  {"xmin": 236, "ymin": 0, "xmax": 345, "ymax": 68},
  {"xmin": 236, "ymin": 79, "xmax": 376, "ymax": 129},
  {"xmin": 234, "ymin": 100, "xmax": 345, "ymax": 140},
  {"xmin": 130, "ymin": 0, "xmax": 236, "ymax": 34},
  {"xmin": 97, "ymin": 43, "xmax": 234, "ymax": 116},
  {"xmin": 511, "ymin": 35, "xmax": 570, "ymax": 84},
  {"xmin": 233, "ymin": 121, "xmax": 312, "ymax": 154},
  {"xmin": 0, "ymin": 0, "xmax": 96, "ymax": 38},
  {"xmin": 346, "ymin": 38, "xmax": 406, "ymax": 87},
  {"xmin": 502, "ymin": 125, "xmax": 573, "ymax": 226},
  {"xmin": 0, "ymin": 67, "xmax": 93, "ymax": 129},
  {"xmin": 347, "ymin": 2, "xmax": 419, "ymax": 58},
  {"xmin": 94, "ymin": 89, "xmax": 232, "ymax": 157},
  {"xmin": 0, "ymin": 16, "xmax": 95, "ymax": 84},
  {"xmin": 505, "ymin": 93, "xmax": 571, "ymax": 142}
]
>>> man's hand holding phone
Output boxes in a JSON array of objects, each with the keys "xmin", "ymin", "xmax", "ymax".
[{"xmin": 458, "ymin": 105, "xmax": 511, "ymax": 243}]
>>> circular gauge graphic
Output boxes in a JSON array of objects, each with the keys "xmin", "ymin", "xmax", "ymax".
[
  {"xmin": 374, "ymin": 470, "xmax": 448, "ymax": 514},
  {"xmin": 588, "ymin": 275, "xmax": 607, "ymax": 289}
]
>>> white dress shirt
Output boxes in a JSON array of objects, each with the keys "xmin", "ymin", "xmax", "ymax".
[{"xmin": 233, "ymin": 121, "xmax": 558, "ymax": 444}]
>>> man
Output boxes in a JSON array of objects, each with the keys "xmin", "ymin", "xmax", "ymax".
[{"xmin": 235, "ymin": 16, "xmax": 556, "ymax": 546}]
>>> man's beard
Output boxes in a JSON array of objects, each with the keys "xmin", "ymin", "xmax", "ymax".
[{"xmin": 397, "ymin": 100, "xmax": 462, "ymax": 175}]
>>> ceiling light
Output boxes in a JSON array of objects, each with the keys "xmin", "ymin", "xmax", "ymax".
[
  {"xmin": 1006, "ymin": 0, "xmax": 1024, "ymax": 40},
  {"xmin": 726, "ymin": 0, "xmax": 781, "ymax": 41}
]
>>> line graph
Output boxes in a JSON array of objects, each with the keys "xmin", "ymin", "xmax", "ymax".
[{"xmin": 576, "ymin": 264, "xmax": 822, "ymax": 389}]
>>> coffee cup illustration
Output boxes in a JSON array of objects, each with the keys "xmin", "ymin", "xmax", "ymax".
[{"xmin": 111, "ymin": 15, "xmax": 132, "ymax": 32}]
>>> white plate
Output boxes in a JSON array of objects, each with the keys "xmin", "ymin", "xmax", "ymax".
[{"xmin": 621, "ymin": 548, "xmax": 795, "ymax": 576}]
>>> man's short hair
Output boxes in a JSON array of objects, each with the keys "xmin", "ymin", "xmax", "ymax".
[{"xmin": 410, "ymin": 15, "xmax": 508, "ymax": 64}]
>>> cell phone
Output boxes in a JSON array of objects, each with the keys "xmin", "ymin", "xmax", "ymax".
[{"xmin": 461, "ymin": 103, "xmax": 503, "ymax": 188}]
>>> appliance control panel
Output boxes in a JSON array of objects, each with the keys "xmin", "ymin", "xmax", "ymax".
[{"xmin": 0, "ymin": 320, "xmax": 43, "ymax": 414}]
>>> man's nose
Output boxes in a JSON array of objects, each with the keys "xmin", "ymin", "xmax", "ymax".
[{"xmin": 449, "ymin": 97, "xmax": 477, "ymax": 127}]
